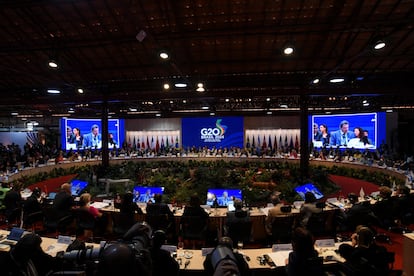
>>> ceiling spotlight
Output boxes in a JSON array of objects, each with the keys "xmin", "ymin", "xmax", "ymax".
[
  {"xmin": 163, "ymin": 83, "xmax": 170, "ymax": 90},
  {"xmin": 329, "ymin": 78, "xmax": 345, "ymax": 83},
  {"xmin": 266, "ymin": 98, "xmax": 271, "ymax": 102},
  {"xmin": 47, "ymin": 89, "xmax": 61, "ymax": 94},
  {"xmin": 196, "ymin": 83, "xmax": 205, "ymax": 92},
  {"xmin": 225, "ymin": 98, "xmax": 230, "ymax": 102},
  {"xmin": 11, "ymin": 112, "xmax": 18, "ymax": 116},
  {"xmin": 312, "ymin": 78, "xmax": 320, "ymax": 84},
  {"xmin": 159, "ymin": 51, "xmax": 169, "ymax": 60},
  {"xmin": 373, "ymin": 40, "xmax": 386, "ymax": 50},
  {"xmin": 283, "ymin": 46, "xmax": 294, "ymax": 55},
  {"xmin": 210, "ymin": 112, "xmax": 215, "ymax": 116},
  {"xmin": 266, "ymin": 111, "xmax": 272, "ymax": 115},
  {"xmin": 155, "ymin": 113, "xmax": 161, "ymax": 117},
  {"xmin": 77, "ymin": 88, "xmax": 84, "ymax": 93},
  {"xmin": 175, "ymin": 83, "xmax": 187, "ymax": 88},
  {"xmin": 68, "ymin": 108, "xmax": 75, "ymax": 113},
  {"xmin": 201, "ymin": 106, "xmax": 209, "ymax": 110},
  {"xmin": 48, "ymin": 59, "xmax": 58, "ymax": 68}
]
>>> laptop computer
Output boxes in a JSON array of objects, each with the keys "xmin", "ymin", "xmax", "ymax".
[{"xmin": 0, "ymin": 227, "xmax": 28, "ymax": 246}]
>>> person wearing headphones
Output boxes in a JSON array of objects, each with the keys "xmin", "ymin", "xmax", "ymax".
[{"xmin": 338, "ymin": 225, "xmax": 391, "ymax": 275}]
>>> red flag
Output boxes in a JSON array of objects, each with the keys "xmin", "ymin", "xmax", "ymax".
[
  {"xmin": 146, "ymin": 136, "xmax": 150, "ymax": 149},
  {"xmin": 262, "ymin": 135, "xmax": 267, "ymax": 149},
  {"xmin": 155, "ymin": 137, "xmax": 160, "ymax": 152},
  {"xmin": 295, "ymin": 134, "xmax": 299, "ymax": 150}
]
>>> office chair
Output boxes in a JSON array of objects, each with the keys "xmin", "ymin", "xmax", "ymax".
[
  {"xmin": 23, "ymin": 211, "xmax": 44, "ymax": 232},
  {"xmin": 180, "ymin": 215, "xmax": 208, "ymax": 248},
  {"xmin": 226, "ymin": 220, "xmax": 252, "ymax": 248},
  {"xmin": 73, "ymin": 208, "xmax": 96, "ymax": 241},
  {"xmin": 271, "ymin": 215, "xmax": 295, "ymax": 244},
  {"xmin": 306, "ymin": 210, "xmax": 335, "ymax": 238},
  {"xmin": 42, "ymin": 207, "xmax": 74, "ymax": 237},
  {"xmin": 112, "ymin": 212, "xmax": 135, "ymax": 238}
]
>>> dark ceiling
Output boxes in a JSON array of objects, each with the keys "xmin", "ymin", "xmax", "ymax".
[{"xmin": 1, "ymin": 0, "xmax": 414, "ymax": 127}]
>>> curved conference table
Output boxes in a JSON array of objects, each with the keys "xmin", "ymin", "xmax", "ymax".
[{"xmin": 5, "ymin": 155, "xmax": 407, "ymax": 183}]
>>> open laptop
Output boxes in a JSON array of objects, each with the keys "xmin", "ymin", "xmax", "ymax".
[{"xmin": 0, "ymin": 227, "xmax": 28, "ymax": 246}]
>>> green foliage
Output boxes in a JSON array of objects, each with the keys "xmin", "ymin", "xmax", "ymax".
[{"xmin": 14, "ymin": 159, "xmax": 405, "ymax": 205}]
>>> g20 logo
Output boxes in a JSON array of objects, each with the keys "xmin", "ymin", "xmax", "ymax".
[{"xmin": 200, "ymin": 127, "xmax": 222, "ymax": 136}]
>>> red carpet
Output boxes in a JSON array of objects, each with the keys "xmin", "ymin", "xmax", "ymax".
[
  {"xmin": 27, "ymin": 174, "xmax": 78, "ymax": 194},
  {"xmin": 328, "ymin": 174, "xmax": 380, "ymax": 197}
]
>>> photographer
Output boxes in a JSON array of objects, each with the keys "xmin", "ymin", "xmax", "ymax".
[
  {"xmin": 203, "ymin": 236, "xmax": 250, "ymax": 276},
  {"xmin": 150, "ymin": 229, "xmax": 179, "ymax": 276},
  {"xmin": 63, "ymin": 222, "xmax": 153, "ymax": 276}
]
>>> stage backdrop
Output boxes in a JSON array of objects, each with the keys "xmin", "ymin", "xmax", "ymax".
[{"xmin": 182, "ymin": 117, "xmax": 244, "ymax": 149}]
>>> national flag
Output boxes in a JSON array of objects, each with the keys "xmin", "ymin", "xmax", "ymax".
[
  {"xmin": 160, "ymin": 138, "xmax": 165, "ymax": 151},
  {"xmin": 294, "ymin": 134, "xmax": 299, "ymax": 150},
  {"xmin": 137, "ymin": 138, "xmax": 140, "ymax": 149},
  {"xmin": 262, "ymin": 135, "xmax": 267, "ymax": 149},
  {"xmin": 132, "ymin": 137, "xmax": 136, "ymax": 150},
  {"xmin": 252, "ymin": 136, "xmax": 256, "ymax": 148},
  {"xmin": 257, "ymin": 136, "xmax": 261, "ymax": 148},
  {"xmin": 268, "ymin": 135, "xmax": 272, "ymax": 150},
  {"xmin": 141, "ymin": 141, "xmax": 145, "ymax": 149},
  {"xmin": 284, "ymin": 135, "xmax": 288, "ymax": 148},
  {"xmin": 155, "ymin": 137, "xmax": 160, "ymax": 152},
  {"xmin": 128, "ymin": 137, "xmax": 132, "ymax": 148},
  {"xmin": 171, "ymin": 136, "xmax": 174, "ymax": 148},
  {"xmin": 166, "ymin": 136, "xmax": 170, "ymax": 148},
  {"xmin": 273, "ymin": 135, "xmax": 277, "ymax": 150},
  {"xmin": 175, "ymin": 136, "xmax": 179, "ymax": 148},
  {"xmin": 289, "ymin": 136, "xmax": 294, "ymax": 149},
  {"xmin": 246, "ymin": 136, "xmax": 250, "ymax": 148},
  {"xmin": 146, "ymin": 136, "xmax": 150, "ymax": 149},
  {"xmin": 151, "ymin": 136, "xmax": 155, "ymax": 149},
  {"xmin": 279, "ymin": 135, "xmax": 282, "ymax": 149}
]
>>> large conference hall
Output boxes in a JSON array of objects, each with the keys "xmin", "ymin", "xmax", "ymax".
[{"xmin": 1, "ymin": 1, "xmax": 414, "ymax": 276}]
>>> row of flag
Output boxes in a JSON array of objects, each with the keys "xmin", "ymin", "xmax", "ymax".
[
  {"xmin": 125, "ymin": 136, "xmax": 180, "ymax": 151},
  {"xmin": 245, "ymin": 134, "xmax": 300, "ymax": 151}
]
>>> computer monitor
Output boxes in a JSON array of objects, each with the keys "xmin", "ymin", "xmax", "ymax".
[
  {"xmin": 206, "ymin": 188, "xmax": 242, "ymax": 207},
  {"xmin": 294, "ymin": 183, "xmax": 324, "ymax": 200},
  {"xmin": 70, "ymin": 179, "xmax": 89, "ymax": 196},
  {"xmin": 132, "ymin": 186, "xmax": 164, "ymax": 203}
]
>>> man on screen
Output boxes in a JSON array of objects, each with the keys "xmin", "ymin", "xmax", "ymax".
[
  {"xmin": 329, "ymin": 120, "xmax": 355, "ymax": 147},
  {"xmin": 83, "ymin": 124, "xmax": 102, "ymax": 148},
  {"xmin": 217, "ymin": 191, "xmax": 232, "ymax": 206}
]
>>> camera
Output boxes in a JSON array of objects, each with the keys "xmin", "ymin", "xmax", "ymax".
[{"xmin": 62, "ymin": 222, "xmax": 153, "ymax": 276}]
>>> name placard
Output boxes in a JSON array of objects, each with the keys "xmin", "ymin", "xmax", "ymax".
[
  {"xmin": 271, "ymin": 243, "xmax": 292, "ymax": 252},
  {"xmin": 161, "ymin": 245, "xmax": 177, "ymax": 253},
  {"xmin": 57, "ymin": 235, "xmax": 72, "ymax": 245},
  {"xmin": 201, "ymin": 247, "xmax": 214, "ymax": 256},
  {"xmin": 315, "ymin": 239, "xmax": 335, "ymax": 247}
]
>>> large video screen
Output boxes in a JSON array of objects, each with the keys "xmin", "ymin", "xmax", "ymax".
[
  {"xmin": 70, "ymin": 179, "xmax": 89, "ymax": 196},
  {"xmin": 206, "ymin": 188, "xmax": 242, "ymax": 207},
  {"xmin": 182, "ymin": 117, "xmax": 244, "ymax": 149},
  {"xmin": 309, "ymin": 112, "xmax": 386, "ymax": 149},
  {"xmin": 60, "ymin": 118, "xmax": 125, "ymax": 150},
  {"xmin": 132, "ymin": 186, "xmax": 164, "ymax": 203},
  {"xmin": 294, "ymin": 183, "xmax": 324, "ymax": 200}
]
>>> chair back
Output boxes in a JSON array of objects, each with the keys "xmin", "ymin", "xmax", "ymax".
[
  {"xmin": 180, "ymin": 215, "xmax": 208, "ymax": 240},
  {"xmin": 146, "ymin": 213, "xmax": 171, "ymax": 232},
  {"xmin": 227, "ymin": 220, "xmax": 252, "ymax": 246},
  {"xmin": 306, "ymin": 210, "xmax": 335, "ymax": 238},
  {"xmin": 112, "ymin": 212, "xmax": 135, "ymax": 236},
  {"xmin": 271, "ymin": 215, "xmax": 295, "ymax": 243},
  {"xmin": 74, "ymin": 208, "xmax": 95, "ymax": 230}
]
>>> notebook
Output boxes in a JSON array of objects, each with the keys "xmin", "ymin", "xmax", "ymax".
[{"xmin": 0, "ymin": 227, "xmax": 28, "ymax": 246}]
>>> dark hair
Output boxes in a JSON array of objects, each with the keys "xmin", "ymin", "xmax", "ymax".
[
  {"xmin": 339, "ymin": 120, "xmax": 349, "ymax": 128},
  {"xmin": 189, "ymin": 193, "xmax": 201, "ymax": 207},
  {"xmin": 291, "ymin": 227, "xmax": 315, "ymax": 257},
  {"xmin": 153, "ymin": 193, "xmax": 162, "ymax": 203},
  {"xmin": 304, "ymin": 192, "xmax": 316, "ymax": 203}
]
